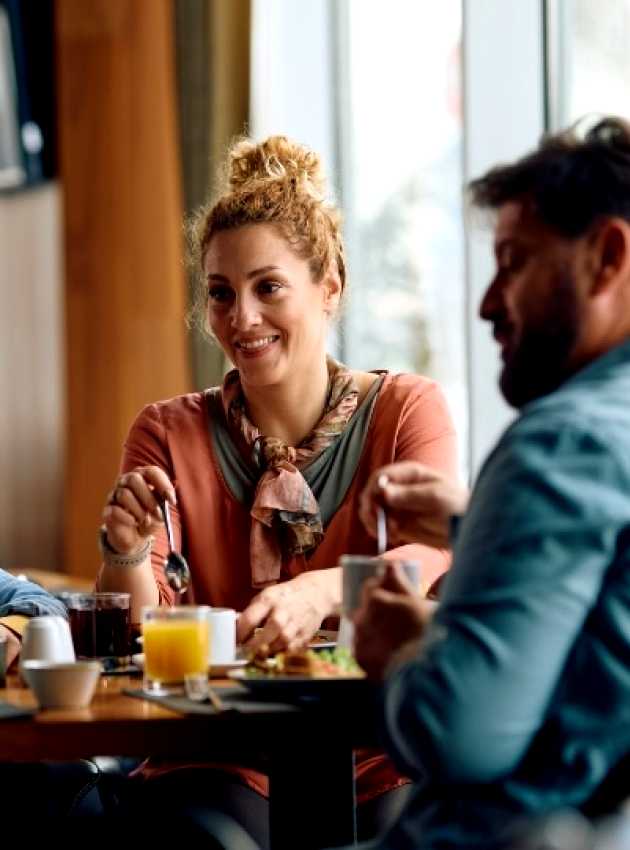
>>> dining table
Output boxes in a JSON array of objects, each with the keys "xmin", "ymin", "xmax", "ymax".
[{"xmin": 0, "ymin": 671, "xmax": 382, "ymax": 850}]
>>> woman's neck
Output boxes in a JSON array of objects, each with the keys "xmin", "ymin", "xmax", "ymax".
[{"xmin": 242, "ymin": 358, "xmax": 330, "ymax": 446}]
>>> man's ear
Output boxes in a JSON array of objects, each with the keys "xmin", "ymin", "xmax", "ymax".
[
  {"xmin": 322, "ymin": 268, "xmax": 343, "ymax": 315},
  {"xmin": 590, "ymin": 217, "xmax": 630, "ymax": 295}
]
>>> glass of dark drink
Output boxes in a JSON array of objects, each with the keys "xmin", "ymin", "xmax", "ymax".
[{"xmin": 66, "ymin": 592, "xmax": 131, "ymax": 669}]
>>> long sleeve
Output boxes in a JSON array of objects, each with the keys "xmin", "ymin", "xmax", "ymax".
[
  {"xmin": 382, "ymin": 415, "xmax": 630, "ymax": 785},
  {"xmin": 0, "ymin": 569, "xmax": 68, "ymax": 620},
  {"xmin": 116, "ymin": 401, "xmax": 181, "ymax": 605}
]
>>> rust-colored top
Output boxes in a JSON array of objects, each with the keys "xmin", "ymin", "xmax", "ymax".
[
  {"xmin": 112, "ymin": 372, "xmax": 457, "ymax": 604},
  {"xmin": 106, "ymin": 372, "xmax": 459, "ymax": 801}
]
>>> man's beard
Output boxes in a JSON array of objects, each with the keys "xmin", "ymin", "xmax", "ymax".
[{"xmin": 499, "ymin": 276, "xmax": 581, "ymax": 409}]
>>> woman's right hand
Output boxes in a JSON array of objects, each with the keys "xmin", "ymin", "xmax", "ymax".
[{"xmin": 102, "ymin": 466, "xmax": 176, "ymax": 555}]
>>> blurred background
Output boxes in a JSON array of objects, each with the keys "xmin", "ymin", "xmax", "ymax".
[{"xmin": 1, "ymin": 0, "xmax": 630, "ymax": 581}]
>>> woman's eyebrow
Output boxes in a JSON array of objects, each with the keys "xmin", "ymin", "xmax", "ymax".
[
  {"xmin": 246, "ymin": 265, "xmax": 282, "ymax": 278},
  {"xmin": 206, "ymin": 265, "xmax": 282, "ymax": 283}
]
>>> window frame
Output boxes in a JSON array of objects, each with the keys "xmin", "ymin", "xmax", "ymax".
[{"xmin": 250, "ymin": 0, "xmax": 548, "ymax": 478}]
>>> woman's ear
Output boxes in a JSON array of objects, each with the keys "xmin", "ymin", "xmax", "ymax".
[{"xmin": 322, "ymin": 268, "xmax": 343, "ymax": 315}]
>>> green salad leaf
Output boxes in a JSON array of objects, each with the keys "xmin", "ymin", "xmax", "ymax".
[{"xmin": 314, "ymin": 647, "xmax": 362, "ymax": 673}]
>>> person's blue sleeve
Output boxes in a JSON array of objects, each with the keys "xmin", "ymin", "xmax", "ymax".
[
  {"xmin": 0, "ymin": 569, "xmax": 68, "ymax": 619},
  {"xmin": 382, "ymin": 418, "xmax": 630, "ymax": 785}
]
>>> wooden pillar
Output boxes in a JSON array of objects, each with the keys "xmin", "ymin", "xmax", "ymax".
[{"xmin": 56, "ymin": 0, "xmax": 191, "ymax": 577}]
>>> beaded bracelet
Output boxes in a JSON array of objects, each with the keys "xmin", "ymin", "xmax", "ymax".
[{"xmin": 98, "ymin": 527, "xmax": 152, "ymax": 569}]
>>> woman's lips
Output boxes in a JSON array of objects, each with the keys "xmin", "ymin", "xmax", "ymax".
[{"xmin": 234, "ymin": 335, "xmax": 280, "ymax": 359}]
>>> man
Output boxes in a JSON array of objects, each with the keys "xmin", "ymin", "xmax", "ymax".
[
  {"xmin": 355, "ymin": 116, "xmax": 630, "ymax": 849},
  {"xmin": 0, "ymin": 569, "xmax": 113, "ymax": 841},
  {"xmin": 0, "ymin": 567, "xmax": 67, "ymax": 669}
]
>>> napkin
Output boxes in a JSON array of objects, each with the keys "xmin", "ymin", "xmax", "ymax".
[{"xmin": 0, "ymin": 701, "xmax": 36, "ymax": 720}]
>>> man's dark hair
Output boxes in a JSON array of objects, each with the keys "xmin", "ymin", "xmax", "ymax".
[{"xmin": 469, "ymin": 116, "xmax": 630, "ymax": 237}]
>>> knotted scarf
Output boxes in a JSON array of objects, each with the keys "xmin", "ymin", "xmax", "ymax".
[{"xmin": 221, "ymin": 357, "xmax": 359, "ymax": 587}]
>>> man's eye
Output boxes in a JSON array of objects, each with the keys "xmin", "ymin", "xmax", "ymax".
[
  {"xmin": 498, "ymin": 254, "xmax": 526, "ymax": 274},
  {"xmin": 208, "ymin": 285, "xmax": 233, "ymax": 303}
]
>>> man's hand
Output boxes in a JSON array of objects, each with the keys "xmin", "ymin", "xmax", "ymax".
[
  {"xmin": 0, "ymin": 624, "xmax": 21, "ymax": 669},
  {"xmin": 237, "ymin": 570, "xmax": 338, "ymax": 654},
  {"xmin": 359, "ymin": 461, "xmax": 469, "ymax": 549},
  {"xmin": 353, "ymin": 563, "xmax": 433, "ymax": 681}
]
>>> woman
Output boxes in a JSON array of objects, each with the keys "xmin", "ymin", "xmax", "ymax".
[{"xmin": 98, "ymin": 135, "xmax": 458, "ymax": 844}]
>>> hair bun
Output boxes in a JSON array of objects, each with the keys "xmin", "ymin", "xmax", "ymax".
[{"xmin": 226, "ymin": 135, "xmax": 326, "ymax": 197}]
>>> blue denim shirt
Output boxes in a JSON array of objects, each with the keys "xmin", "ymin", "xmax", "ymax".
[
  {"xmin": 0, "ymin": 568, "xmax": 67, "ymax": 620},
  {"xmin": 382, "ymin": 338, "xmax": 630, "ymax": 850}
]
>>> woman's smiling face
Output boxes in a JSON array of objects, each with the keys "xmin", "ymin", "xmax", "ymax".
[{"xmin": 204, "ymin": 223, "xmax": 340, "ymax": 390}]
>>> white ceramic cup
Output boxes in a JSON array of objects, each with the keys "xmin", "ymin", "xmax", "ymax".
[
  {"xmin": 207, "ymin": 608, "xmax": 237, "ymax": 665},
  {"xmin": 341, "ymin": 555, "xmax": 421, "ymax": 616},
  {"xmin": 20, "ymin": 616, "xmax": 76, "ymax": 665},
  {"xmin": 338, "ymin": 556, "xmax": 421, "ymax": 651}
]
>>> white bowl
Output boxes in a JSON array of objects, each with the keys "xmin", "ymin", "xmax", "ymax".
[{"xmin": 21, "ymin": 660, "xmax": 101, "ymax": 709}]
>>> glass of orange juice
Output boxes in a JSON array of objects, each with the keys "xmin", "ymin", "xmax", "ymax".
[{"xmin": 142, "ymin": 606, "xmax": 210, "ymax": 694}]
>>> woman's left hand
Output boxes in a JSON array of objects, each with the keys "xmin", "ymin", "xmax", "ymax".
[{"xmin": 237, "ymin": 571, "xmax": 338, "ymax": 654}]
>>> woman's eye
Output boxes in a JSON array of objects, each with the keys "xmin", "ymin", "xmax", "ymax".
[
  {"xmin": 207, "ymin": 285, "xmax": 233, "ymax": 304},
  {"xmin": 257, "ymin": 280, "xmax": 282, "ymax": 296}
]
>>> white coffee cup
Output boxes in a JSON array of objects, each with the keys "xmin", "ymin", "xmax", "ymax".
[
  {"xmin": 341, "ymin": 555, "xmax": 421, "ymax": 616},
  {"xmin": 338, "ymin": 556, "xmax": 421, "ymax": 650},
  {"xmin": 20, "ymin": 616, "xmax": 76, "ymax": 665},
  {"xmin": 207, "ymin": 608, "xmax": 237, "ymax": 666}
]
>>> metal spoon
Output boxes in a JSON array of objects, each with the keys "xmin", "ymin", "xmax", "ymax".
[
  {"xmin": 158, "ymin": 496, "xmax": 190, "ymax": 595},
  {"xmin": 376, "ymin": 506, "xmax": 387, "ymax": 556},
  {"xmin": 376, "ymin": 474, "xmax": 388, "ymax": 556}
]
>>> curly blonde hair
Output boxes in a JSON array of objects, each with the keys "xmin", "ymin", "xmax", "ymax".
[{"xmin": 187, "ymin": 135, "xmax": 345, "ymax": 333}]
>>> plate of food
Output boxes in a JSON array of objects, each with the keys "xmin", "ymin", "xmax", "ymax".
[{"xmin": 228, "ymin": 647, "xmax": 369, "ymax": 701}]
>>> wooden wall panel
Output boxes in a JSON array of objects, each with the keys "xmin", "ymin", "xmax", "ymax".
[
  {"xmin": 0, "ymin": 185, "xmax": 64, "ymax": 572},
  {"xmin": 56, "ymin": 0, "xmax": 191, "ymax": 577}
]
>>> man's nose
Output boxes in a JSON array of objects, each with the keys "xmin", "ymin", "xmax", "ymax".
[{"xmin": 479, "ymin": 275, "xmax": 502, "ymax": 321}]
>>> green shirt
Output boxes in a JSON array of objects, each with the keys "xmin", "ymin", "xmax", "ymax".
[{"xmin": 383, "ymin": 338, "xmax": 630, "ymax": 849}]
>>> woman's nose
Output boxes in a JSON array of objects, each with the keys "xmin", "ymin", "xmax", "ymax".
[{"xmin": 230, "ymin": 295, "xmax": 261, "ymax": 330}]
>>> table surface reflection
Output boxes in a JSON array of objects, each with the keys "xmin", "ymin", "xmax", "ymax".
[{"xmin": 0, "ymin": 673, "xmax": 378, "ymax": 849}]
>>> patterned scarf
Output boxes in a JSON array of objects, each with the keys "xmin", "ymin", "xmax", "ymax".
[{"xmin": 221, "ymin": 357, "xmax": 359, "ymax": 587}]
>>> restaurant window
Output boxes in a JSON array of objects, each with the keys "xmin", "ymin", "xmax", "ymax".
[
  {"xmin": 250, "ymin": 0, "xmax": 547, "ymax": 478},
  {"xmin": 546, "ymin": 0, "xmax": 630, "ymax": 129},
  {"xmin": 335, "ymin": 0, "xmax": 467, "ymax": 473}
]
